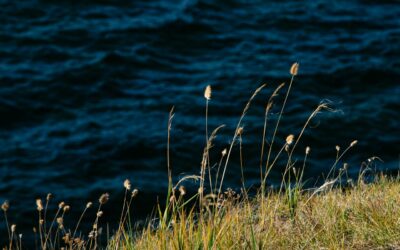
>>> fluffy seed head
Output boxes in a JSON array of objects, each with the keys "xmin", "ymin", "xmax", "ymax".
[
  {"xmin": 99, "ymin": 193, "xmax": 109, "ymax": 205},
  {"xmin": 236, "ymin": 127, "xmax": 244, "ymax": 136},
  {"xmin": 86, "ymin": 202, "xmax": 93, "ymax": 209},
  {"xmin": 286, "ymin": 134, "xmax": 294, "ymax": 145},
  {"xmin": 1, "ymin": 201, "xmax": 9, "ymax": 212},
  {"xmin": 204, "ymin": 85, "xmax": 212, "ymax": 100},
  {"xmin": 59, "ymin": 202, "xmax": 65, "ymax": 209},
  {"xmin": 124, "ymin": 179, "xmax": 131, "ymax": 190},
  {"xmin": 57, "ymin": 217, "xmax": 63, "ymax": 225},
  {"xmin": 335, "ymin": 145, "xmax": 340, "ymax": 151},
  {"xmin": 290, "ymin": 62, "xmax": 299, "ymax": 76},
  {"xmin": 63, "ymin": 205, "xmax": 70, "ymax": 212},
  {"xmin": 350, "ymin": 140, "xmax": 358, "ymax": 147},
  {"xmin": 97, "ymin": 211, "xmax": 103, "ymax": 217},
  {"xmin": 305, "ymin": 146, "xmax": 311, "ymax": 155},
  {"xmin": 179, "ymin": 186, "xmax": 186, "ymax": 196},
  {"xmin": 222, "ymin": 148, "xmax": 227, "ymax": 156},
  {"xmin": 46, "ymin": 193, "xmax": 52, "ymax": 201},
  {"xmin": 343, "ymin": 163, "xmax": 349, "ymax": 170},
  {"xmin": 132, "ymin": 189, "xmax": 139, "ymax": 198},
  {"xmin": 11, "ymin": 224, "xmax": 16, "ymax": 233},
  {"xmin": 36, "ymin": 199, "xmax": 43, "ymax": 211}
]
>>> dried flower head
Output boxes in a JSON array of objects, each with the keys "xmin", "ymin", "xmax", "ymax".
[
  {"xmin": 57, "ymin": 217, "xmax": 63, "ymax": 225},
  {"xmin": 286, "ymin": 134, "xmax": 294, "ymax": 145},
  {"xmin": 290, "ymin": 62, "xmax": 299, "ymax": 76},
  {"xmin": 62, "ymin": 234, "xmax": 70, "ymax": 243},
  {"xmin": 179, "ymin": 186, "xmax": 186, "ymax": 196},
  {"xmin": 86, "ymin": 202, "xmax": 93, "ymax": 209},
  {"xmin": 204, "ymin": 85, "xmax": 211, "ymax": 100},
  {"xmin": 132, "ymin": 189, "xmax": 139, "ymax": 198},
  {"xmin": 236, "ymin": 127, "xmax": 244, "ymax": 136},
  {"xmin": 99, "ymin": 193, "xmax": 109, "ymax": 205},
  {"xmin": 350, "ymin": 140, "xmax": 358, "ymax": 147},
  {"xmin": 335, "ymin": 145, "xmax": 340, "ymax": 152},
  {"xmin": 343, "ymin": 163, "xmax": 349, "ymax": 170},
  {"xmin": 169, "ymin": 195, "xmax": 176, "ymax": 203},
  {"xmin": 305, "ymin": 146, "xmax": 311, "ymax": 155},
  {"xmin": 123, "ymin": 179, "xmax": 131, "ymax": 190},
  {"xmin": 39, "ymin": 219, "xmax": 44, "ymax": 225},
  {"xmin": 222, "ymin": 148, "xmax": 227, "ymax": 156},
  {"xmin": 36, "ymin": 199, "xmax": 43, "ymax": 211},
  {"xmin": 1, "ymin": 201, "xmax": 9, "ymax": 212},
  {"xmin": 63, "ymin": 205, "xmax": 70, "ymax": 212},
  {"xmin": 59, "ymin": 201, "xmax": 65, "ymax": 209},
  {"xmin": 198, "ymin": 187, "xmax": 204, "ymax": 195},
  {"xmin": 46, "ymin": 193, "xmax": 52, "ymax": 201},
  {"xmin": 11, "ymin": 224, "xmax": 16, "ymax": 233},
  {"xmin": 96, "ymin": 211, "xmax": 103, "ymax": 217}
]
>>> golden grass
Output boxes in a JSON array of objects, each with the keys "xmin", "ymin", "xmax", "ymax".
[
  {"xmin": 1, "ymin": 62, "xmax": 393, "ymax": 249},
  {"xmin": 111, "ymin": 176, "xmax": 400, "ymax": 250}
]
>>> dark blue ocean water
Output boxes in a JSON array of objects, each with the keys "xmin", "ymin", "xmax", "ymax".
[{"xmin": 0, "ymin": 0, "xmax": 399, "ymax": 244}]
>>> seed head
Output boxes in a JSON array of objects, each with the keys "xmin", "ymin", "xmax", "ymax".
[
  {"xmin": 350, "ymin": 140, "xmax": 358, "ymax": 147},
  {"xmin": 123, "ymin": 179, "xmax": 131, "ymax": 190},
  {"xmin": 132, "ymin": 189, "xmax": 139, "ymax": 198},
  {"xmin": 86, "ymin": 202, "xmax": 93, "ymax": 209},
  {"xmin": 99, "ymin": 193, "xmax": 109, "ymax": 205},
  {"xmin": 290, "ymin": 62, "xmax": 299, "ymax": 76},
  {"xmin": 36, "ymin": 199, "xmax": 43, "ymax": 211},
  {"xmin": 59, "ymin": 201, "xmax": 65, "ymax": 209},
  {"xmin": 1, "ymin": 201, "xmax": 9, "ymax": 212},
  {"xmin": 335, "ymin": 145, "xmax": 340, "ymax": 152},
  {"xmin": 57, "ymin": 217, "xmax": 63, "ymax": 225},
  {"xmin": 96, "ymin": 211, "xmax": 103, "ymax": 217},
  {"xmin": 204, "ymin": 85, "xmax": 212, "ymax": 100},
  {"xmin": 286, "ymin": 134, "xmax": 294, "ymax": 145},
  {"xmin": 11, "ymin": 224, "xmax": 16, "ymax": 233},
  {"xmin": 198, "ymin": 187, "xmax": 204, "ymax": 195},
  {"xmin": 46, "ymin": 193, "xmax": 52, "ymax": 201},
  {"xmin": 179, "ymin": 186, "xmax": 186, "ymax": 196},
  {"xmin": 222, "ymin": 148, "xmax": 227, "ymax": 156},
  {"xmin": 63, "ymin": 205, "xmax": 70, "ymax": 212},
  {"xmin": 236, "ymin": 127, "xmax": 244, "ymax": 136},
  {"xmin": 305, "ymin": 146, "xmax": 311, "ymax": 155}
]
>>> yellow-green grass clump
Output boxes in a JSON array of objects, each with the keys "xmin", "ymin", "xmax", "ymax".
[{"xmin": 110, "ymin": 176, "xmax": 400, "ymax": 249}]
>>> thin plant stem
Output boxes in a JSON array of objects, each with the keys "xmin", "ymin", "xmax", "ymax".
[
  {"xmin": 72, "ymin": 204, "xmax": 90, "ymax": 239},
  {"xmin": 218, "ymin": 84, "xmax": 266, "ymax": 195},
  {"xmin": 265, "ymin": 75, "xmax": 294, "ymax": 180},
  {"xmin": 3, "ymin": 211, "xmax": 10, "ymax": 242}
]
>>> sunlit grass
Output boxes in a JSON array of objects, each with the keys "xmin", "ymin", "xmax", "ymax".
[
  {"xmin": 1, "ymin": 63, "xmax": 394, "ymax": 249},
  {"xmin": 109, "ymin": 176, "xmax": 400, "ymax": 249}
]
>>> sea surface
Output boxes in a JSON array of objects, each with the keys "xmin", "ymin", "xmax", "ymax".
[{"xmin": 0, "ymin": 0, "xmax": 399, "ymax": 244}]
